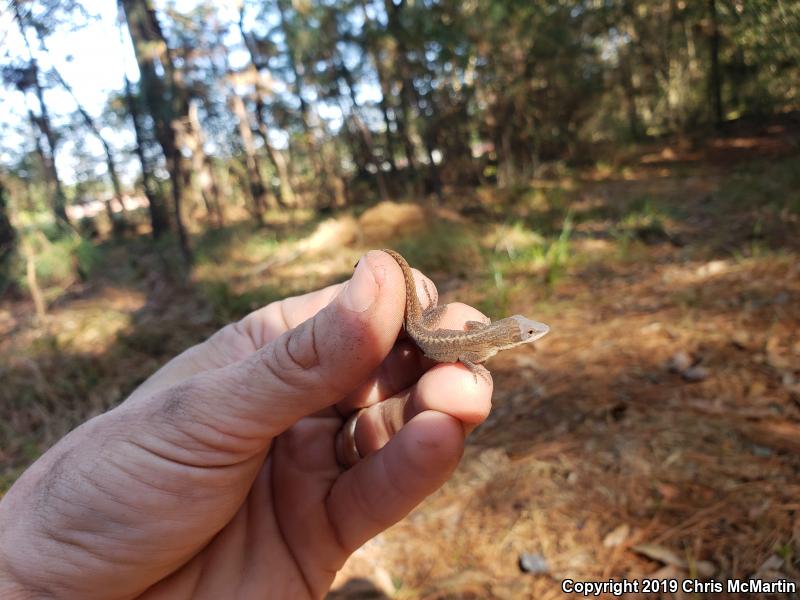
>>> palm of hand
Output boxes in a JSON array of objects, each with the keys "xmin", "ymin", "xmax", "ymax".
[{"xmin": 142, "ymin": 412, "xmax": 350, "ymax": 599}]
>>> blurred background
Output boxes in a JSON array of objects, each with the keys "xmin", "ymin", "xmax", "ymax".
[{"xmin": 1, "ymin": 0, "xmax": 799, "ymax": 596}]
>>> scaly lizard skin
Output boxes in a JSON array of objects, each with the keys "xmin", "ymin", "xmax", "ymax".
[{"xmin": 383, "ymin": 249, "xmax": 550, "ymax": 382}]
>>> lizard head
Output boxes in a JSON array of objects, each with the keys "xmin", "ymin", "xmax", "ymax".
[{"xmin": 510, "ymin": 316, "xmax": 550, "ymax": 343}]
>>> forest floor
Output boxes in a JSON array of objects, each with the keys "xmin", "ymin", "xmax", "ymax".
[{"xmin": 1, "ymin": 115, "xmax": 799, "ymax": 598}]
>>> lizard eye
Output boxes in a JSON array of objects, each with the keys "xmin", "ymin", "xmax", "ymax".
[{"xmin": 527, "ymin": 329, "xmax": 534, "ymax": 335}]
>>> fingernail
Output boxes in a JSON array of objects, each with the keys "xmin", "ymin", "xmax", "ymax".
[{"xmin": 342, "ymin": 254, "xmax": 378, "ymax": 312}]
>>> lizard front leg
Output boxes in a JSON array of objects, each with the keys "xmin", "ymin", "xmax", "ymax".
[{"xmin": 464, "ymin": 319, "xmax": 490, "ymax": 331}]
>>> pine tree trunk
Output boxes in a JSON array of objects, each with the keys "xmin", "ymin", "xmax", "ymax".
[
  {"xmin": 229, "ymin": 91, "xmax": 268, "ymax": 224},
  {"xmin": 47, "ymin": 62, "xmax": 128, "ymax": 233},
  {"xmin": 13, "ymin": 2, "xmax": 71, "ymax": 230},
  {"xmin": 237, "ymin": 15, "xmax": 297, "ymax": 208},
  {"xmin": 339, "ymin": 60, "xmax": 390, "ymax": 201},
  {"xmin": 382, "ymin": 0, "xmax": 423, "ymax": 191},
  {"xmin": 0, "ymin": 180, "xmax": 16, "ymax": 294},
  {"xmin": 121, "ymin": 0, "xmax": 193, "ymax": 266},
  {"xmin": 252, "ymin": 79, "xmax": 294, "ymax": 208},
  {"xmin": 707, "ymin": 0, "xmax": 724, "ymax": 127},
  {"xmin": 187, "ymin": 103, "xmax": 224, "ymax": 227},
  {"xmin": 275, "ymin": 0, "xmax": 338, "ymax": 207},
  {"xmin": 121, "ymin": 71, "xmax": 169, "ymax": 238},
  {"xmin": 620, "ymin": 45, "xmax": 642, "ymax": 139}
]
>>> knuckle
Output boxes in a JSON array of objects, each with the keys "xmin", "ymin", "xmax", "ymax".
[
  {"xmin": 256, "ymin": 342, "xmax": 303, "ymax": 390},
  {"xmin": 286, "ymin": 317, "xmax": 322, "ymax": 371},
  {"xmin": 256, "ymin": 322, "xmax": 326, "ymax": 393}
]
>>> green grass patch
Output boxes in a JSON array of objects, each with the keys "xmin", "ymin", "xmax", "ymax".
[
  {"xmin": 478, "ymin": 214, "xmax": 574, "ymax": 315},
  {"xmin": 610, "ymin": 196, "xmax": 674, "ymax": 256},
  {"xmin": 392, "ymin": 221, "xmax": 484, "ymax": 275},
  {"xmin": 491, "ymin": 215, "xmax": 573, "ymax": 281}
]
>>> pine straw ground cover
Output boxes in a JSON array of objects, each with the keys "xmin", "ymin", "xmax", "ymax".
[
  {"xmin": 334, "ymin": 254, "xmax": 800, "ymax": 599},
  {"xmin": 331, "ymin": 124, "xmax": 800, "ymax": 599},
  {"xmin": 1, "ymin": 120, "xmax": 799, "ymax": 599}
]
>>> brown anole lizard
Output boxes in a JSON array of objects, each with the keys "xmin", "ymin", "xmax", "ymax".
[{"xmin": 383, "ymin": 249, "xmax": 550, "ymax": 382}]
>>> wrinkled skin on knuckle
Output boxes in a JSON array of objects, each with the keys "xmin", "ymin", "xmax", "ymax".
[
  {"xmin": 257, "ymin": 335, "xmax": 312, "ymax": 391},
  {"xmin": 205, "ymin": 320, "xmax": 261, "ymax": 362},
  {"xmin": 282, "ymin": 317, "xmax": 322, "ymax": 371}
]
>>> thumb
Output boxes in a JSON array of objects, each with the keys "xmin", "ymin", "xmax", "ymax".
[{"xmin": 142, "ymin": 251, "xmax": 405, "ymax": 452}]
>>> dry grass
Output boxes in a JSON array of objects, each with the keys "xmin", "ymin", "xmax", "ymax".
[{"xmin": 2, "ymin": 121, "xmax": 800, "ymax": 598}]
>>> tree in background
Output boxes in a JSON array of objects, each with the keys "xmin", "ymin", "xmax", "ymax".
[
  {"xmin": 120, "ymin": 0, "xmax": 193, "ymax": 265},
  {"xmin": 1, "ymin": 0, "xmax": 798, "ymax": 263},
  {"xmin": 0, "ymin": 180, "xmax": 16, "ymax": 294},
  {"xmin": 5, "ymin": 2, "xmax": 71, "ymax": 229},
  {"xmin": 236, "ymin": 3, "xmax": 297, "ymax": 208}
]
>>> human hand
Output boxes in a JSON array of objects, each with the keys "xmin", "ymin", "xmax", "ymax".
[{"xmin": 0, "ymin": 250, "xmax": 493, "ymax": 599}]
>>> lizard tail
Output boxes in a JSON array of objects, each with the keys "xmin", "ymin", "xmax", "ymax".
[{"xmin": 382, "ymin": 248, "xmax": 420, "ymax": 321}]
